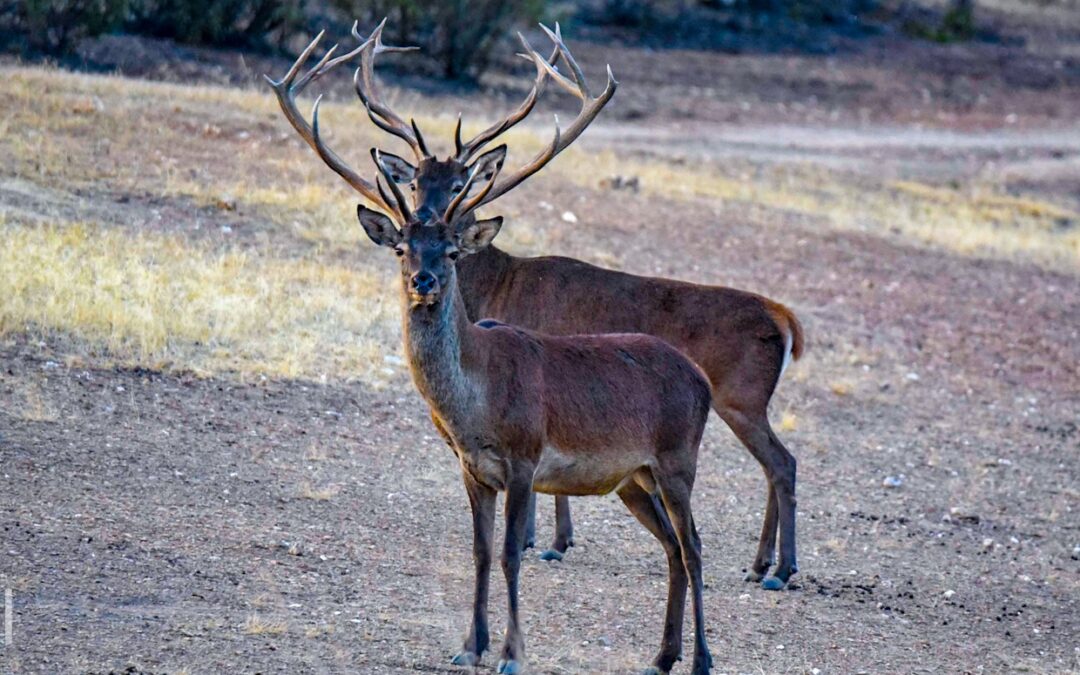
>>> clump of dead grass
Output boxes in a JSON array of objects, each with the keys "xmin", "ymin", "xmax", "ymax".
[
  {"xmin": 242, "ymin": 614, "xmax": 287, "ymax": 635},
  {"xmin": 0, "ymin": 219, "xmax": 402, "ymax": 382}
]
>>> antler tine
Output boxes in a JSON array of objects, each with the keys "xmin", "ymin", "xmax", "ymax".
[
  {"xmin": 477, "ymin": 28, "xmax": 616, "ymax": 208},
  {"xmin": 445, "ymin": 155, "xmax": 504, "ymax": 225},
  {"xmin": 264, "ymin": 29, "xmax": 391, "ymax": 212},
  {"xmin": 372, "ymin": 149, "xmax": 413, "ymax": 223},
  {"xmin": 539, "ymin": 23, "xmax": 591, "ymax": 99},
  {"xmin": 453, "ymin": 32, "xmax": 561, "ymax": 163},
  {"xmin": 353, "ymin": 19, "xmax": 428, "ymax": 160}
]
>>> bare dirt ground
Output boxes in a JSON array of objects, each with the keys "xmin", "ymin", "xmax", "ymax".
[{"xmin": 1, "ymin": 13, "xmax": 1079, "ymax": 675}]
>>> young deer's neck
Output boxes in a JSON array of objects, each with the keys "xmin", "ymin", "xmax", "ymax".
[{"xmin": 401, "ymin": 271, "xmax": 481, "ymax": 423}]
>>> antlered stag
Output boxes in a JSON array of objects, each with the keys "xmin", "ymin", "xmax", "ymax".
[{"xmin": 267, "ymin": 21, "xmax": 804, "ymax": 590}]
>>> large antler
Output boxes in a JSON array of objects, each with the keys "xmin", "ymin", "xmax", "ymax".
[
  {"xmin": 452, "ymin": 31, "xmax": 561, "ymax": 164},
  {"xmin": 264, "ymin": 25, "xmax": 393, "ymax": 211},
  {"xmin": 350, "ymin": 19, "xmax": 429, "ymax": 160},
  {"xmin": 478, "ymin": 25, "xmax": 618, "ymax": 207}
]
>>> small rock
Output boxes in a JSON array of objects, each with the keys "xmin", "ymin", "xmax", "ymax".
[
  {"xmin": 215, "ymin": 195, "xmax": 237, "ymax": 211},
  {"xmin": 598, "ymin": 636, "xmax": 611, "ymax": 647},
  {"xmin": 561, "ymin": 211, "xmax": 578, "ymax": 223},
  {"xmin": 882, "ymin": 475, "xmax": 904, "ymax": 488},
  {"xmin": 1072, "ymin": 544, "xmax": 1079, "ymax": 560},
  {"xmin": 943, "ymin": 589, "xmax": 955, "ymax": 599},
  {"xmin": 982, "ymin": 538, "xmax": 994, "ymax": 549},
  {"xmin": 905, "ymin": 372, "xmax": 920, "ymax": 381},
  {"xmin": 42, "ymin": 361, "xmax": 60, "ymax": 370}
]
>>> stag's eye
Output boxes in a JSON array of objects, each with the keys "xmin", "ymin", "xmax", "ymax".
[
  {"xmin": 452, "ymin": 182, "xmax": 466, "ymax": 193},
  {"xmin": 394, "ymin": 246, "xmax": 405, "ymax": 257},
  {"xmin": 447, "ymin": 250, "xmax": 459, "ymax": 261}
]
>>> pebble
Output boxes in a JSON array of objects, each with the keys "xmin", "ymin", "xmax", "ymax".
[
  {"xmin": 882, "ymin": 475, "xmax": 904, "ymax": 488},
  {"xmin": 561, "ymin": 211, "xmax": 578, "ymax": 223}
]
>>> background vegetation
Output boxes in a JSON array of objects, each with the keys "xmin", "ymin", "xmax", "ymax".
[{"xmin": 1, "ymin": 0, "xmax": 991, "ymax": 78}]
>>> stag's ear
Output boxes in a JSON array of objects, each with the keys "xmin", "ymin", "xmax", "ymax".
[
  {"xmin": 457, "ymin": 216, "xmax": 503, "ymax": 254},
  {"xmin": 357, "ymin": 205, "xmax": 402, "ymax": 247},
  {"xmin": 467, "ymin": 145, "xmax": 507, "ymax": 185},
  {"xmin": 375, "ymin": 150, "xmax": 417, "ymax": 184}
]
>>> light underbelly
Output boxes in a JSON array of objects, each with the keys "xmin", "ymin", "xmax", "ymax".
[{"xmin": 531, "ymin": 445, "xmax": 652, "ymax": 496}]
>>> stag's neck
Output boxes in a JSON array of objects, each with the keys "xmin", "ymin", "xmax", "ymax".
[
  {"xmin": 401, "ymin": 276, "xmax": 482, "ymax": 425},
  {"xmin": 456, "ymin": 244, "xmax": 513, "ymax": 321}
]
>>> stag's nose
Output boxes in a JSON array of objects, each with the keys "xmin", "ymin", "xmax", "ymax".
[{"xmin": 411, "ymin": 271, "xmax": 438, "ymax": 295}]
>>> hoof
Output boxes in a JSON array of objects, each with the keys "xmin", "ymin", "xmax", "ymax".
[
  {"xmin": 539, "ymin": 548, "xmax": 564, "ymax": 562},
  {"xmin": 743, "ymin": 569, "xmax": 765, "ymax": 582},
  {"xmin": 497, "ymin": 658, "xmax": 522, "ymax": 674},
  {"xmin": 522, "ymin": 539, "xmax": 535, "ymax": 551},
  {"xmin": 761, "ymin": 576, "xmax": 787, "ymax": 591},
  {"xmin": 451, "ymin": 651, "xmax": 480, "ymax": 666}
]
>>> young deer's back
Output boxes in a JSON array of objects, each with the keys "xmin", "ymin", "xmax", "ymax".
[{"xmin": 454, "ymin": 321, "xmax": 712, "ymax": 497}]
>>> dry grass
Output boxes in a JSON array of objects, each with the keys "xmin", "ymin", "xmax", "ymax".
[
  {"xmin": 241, "ymin": 614, "xmax": 287, "ymax": 636},
  {"xmin": 0, "ymin": 63, "xmax": 1076, "ymax": 383},
  {"xmin": 298, "ymin": 481, "xmax": 341, "ymax": 501},
  {"xmin": 0, "ymin": 219, "xmax": 401, "ymax": 382}
]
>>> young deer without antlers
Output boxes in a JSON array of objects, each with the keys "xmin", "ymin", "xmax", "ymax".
[
  {"xmin": 358, "ymin": 149, "xmax": 714, "ymax": 674},
  {"xmin": 267, "ymin": 20, "xmax": 804, "ymax": 590}
]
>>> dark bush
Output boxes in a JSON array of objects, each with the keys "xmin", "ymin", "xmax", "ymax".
[
  {"xmin": 332, "ymin": 0, "xmax": 546, "ymax": 81},
  {"xmin": 1, "ymin": 0, "xmax": 128, "ymax": 54},
  {"xmin": 125, "ymin": 0, "xmax": 305, "ymax": 50}
]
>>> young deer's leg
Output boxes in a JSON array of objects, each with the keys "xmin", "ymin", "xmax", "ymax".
[
  {"xmin": 452, "ymin": 473, "xmax": 497, "ymax": 667},
  {"xmin": 657, "ymin": 477, "xmax": 712, "ymax": 675},
  {"xmin": 617, "ymin": 482, "xmax": 686, "ymax": 674},
  {"xmin": 498, "ymin": 466, "xmax": 534, "ymax": 675},
  {"xmin": 522, "ymin": 491, "xmax": 537, "ymax": 551},
  {"xmin": 719, "ymin": 405, "xmax": 798, "ymax": 591},
  {"xmin": 539, "ymin": 496, "xmax": 575, "ymax": 561}
]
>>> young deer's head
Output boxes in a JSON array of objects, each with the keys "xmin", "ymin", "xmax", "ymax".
[
  {"xmin": 358, "ymin": 150, "xmax": 504, "ymax": 307},
  {"xmin": 265, "ymin": 20, "xmax": 616, "ymax": 227}
]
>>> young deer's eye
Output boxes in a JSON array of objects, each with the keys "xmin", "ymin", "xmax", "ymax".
[
  {"xmin": 447, "ymin": 250, "xmax": 459, "ymax": 261},
  {"xmin": 452, "ymin": 182, "xmax": 466, "ymax": 192},
  {"xmin": 394, "ymin": 247, "xmax": 405, "ymax": 257}
]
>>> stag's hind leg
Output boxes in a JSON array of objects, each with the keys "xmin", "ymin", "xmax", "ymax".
[
  {"xmin": 719, "ymin": 404, "xmax": 798, "ymax": 591},
  {"xmin": 617, "ymin": 481, "xmax": 687, "ymax": 674}
]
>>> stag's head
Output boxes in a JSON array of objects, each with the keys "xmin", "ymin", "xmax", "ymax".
[
  {"xmin": 358, "ymin": 150, "xmax": 503, "ymax": 307},
  {"xmin": 265, "ymin": 20, "xmax": 616, "ymax": 229}
]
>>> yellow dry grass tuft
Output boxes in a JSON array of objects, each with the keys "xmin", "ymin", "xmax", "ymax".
[
  {"xmin": 0, "ymin": 220, "xmax": 402, "ymax": 382},
  {"xmin": 241, "ymin": 614, "xmax": 287, "ymax": 635}
]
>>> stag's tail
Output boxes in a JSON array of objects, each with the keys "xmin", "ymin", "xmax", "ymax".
[{"xmin": 766, "ymin": 301, "xmax": 804, "ymax": 380}]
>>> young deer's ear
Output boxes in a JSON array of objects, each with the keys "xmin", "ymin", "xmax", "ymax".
[
  {"xmin": 374, "ymin": 150, "xmax": 417, "ymax": 184},
  {"xmin": 456, "ymin": 216, "xmax": 503, "ymax": 254},
  {"xmin": 467, "ymin": 145, "xmax": 507, "ymax": 185},
  {"xmin": 357, "ymin": 205, "xmax": 402, "ymax": 247}
]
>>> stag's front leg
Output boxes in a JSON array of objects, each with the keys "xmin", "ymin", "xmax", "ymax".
[
  {"xmin": 497, "ymin": 466, "xmax": 534, "ymax": 674},
  {"xmin": 452, "ymin": 473, "xmax": 497, "ymax": 667},
  {"xmin": 540, "ymin": 495, "xmax": 575, "ymax": 561}
]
